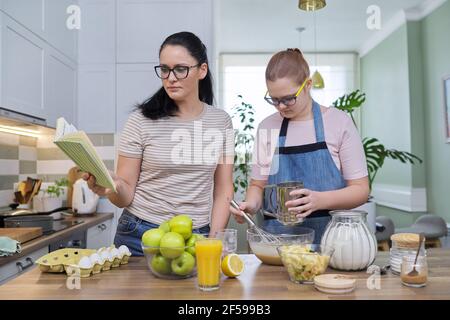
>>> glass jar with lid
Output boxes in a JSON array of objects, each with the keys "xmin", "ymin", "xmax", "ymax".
[{"xmin": 390, "ymin": 233, "xmax": 426, "ymax": 275}]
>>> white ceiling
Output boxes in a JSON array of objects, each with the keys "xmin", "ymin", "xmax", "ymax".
[{"xmin": 215, "ymin": 0, "xmax": 428, "ymax": 53}]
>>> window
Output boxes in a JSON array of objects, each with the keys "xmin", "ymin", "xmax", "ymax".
[{"xmin": 219, "ymin": 53, "xmax": 359, "ymax": 135}]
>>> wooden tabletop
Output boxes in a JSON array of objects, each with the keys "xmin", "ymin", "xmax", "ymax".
[
  {"xmin": 0, "ymin": 212, "xmax": 114, "ymax": 266},
  {"xmin": 1, "ymin": 248, "xmax": 450, "ymax": 300}
]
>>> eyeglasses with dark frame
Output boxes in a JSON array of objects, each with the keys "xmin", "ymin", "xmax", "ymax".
[
  {"xmin": 264, "ymin": 78, "xmax": 309, "ymax": 107},
  {"xmin": 154, "ymin": 64, "xmax": 201, "ymax": 80}
]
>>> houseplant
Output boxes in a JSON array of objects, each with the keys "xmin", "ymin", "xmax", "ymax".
[
  {"xmin": 33, "ymin": 178, "xmax": 69, "ymax": 212},
  {"xmin": 332, "ymin": 90, "xmax": 423, "ymax": 190},
  {"xmin": 230, "ymin": 95, "xmax": 256, "ymax": 253},
  {"xmin": 231, "ymin": 95, "xmax": 256, "ymax": 197},
  {"xmin": 332, "ymin": 90, "xmax": 423, "ymax": 231}
]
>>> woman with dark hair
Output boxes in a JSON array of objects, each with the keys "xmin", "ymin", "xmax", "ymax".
[
  {"xmin": 230, "ymin": 48, "xmax": 369, "ymax": 243},
  {"xmin": 83, "ymin": 32, "xmax": 234, "ymax": 255}
]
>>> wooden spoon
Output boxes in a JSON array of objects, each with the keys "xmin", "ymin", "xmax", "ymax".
[{"xmin": 407, "ymin": 233, "xmax": 424, "ymax": 277}]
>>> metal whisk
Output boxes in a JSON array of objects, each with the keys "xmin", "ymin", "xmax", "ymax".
[{"xmin": 230, "ymin": 200, "xmax": 280, "ymax": 243}]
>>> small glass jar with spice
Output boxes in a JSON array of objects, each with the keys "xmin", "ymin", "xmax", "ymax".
[{"xmin": 400, "ymin": 255, "xmax": 428, "ymax": 287}]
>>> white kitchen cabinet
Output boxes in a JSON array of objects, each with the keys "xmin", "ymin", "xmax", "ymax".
[
  {"xmin": 116, "ymin": 0, "xmax": 213, "ymax": 63},
  {"xmin": 116, "ymin": 63, "xmax": 161, "ymax": 132},
  {"xmin": 1, "ymin": 0, "xmax": 46, "ymax": 38},
  {"xmin": 86, "ymin": 218, "xmax": 113, "ymax": 249},
  {"xmin": 0, "ymin": 12, "xmax": 3, "ymax": 108},
  {"xmin": 78, "ymin": 64, "xmax": 116, "ymax": 133},
  {"xmin": 44, "ymin": 0, "xmax": 78, "ymax": 62},
  {"xmin": 1, "ymin": 0, "xmax": 78, "ymax": 61},
  {"xmin": 78, "ymin": 0, "xmax": 115, "ymax": 64},
  {"xmin": 1, "ymin": 14, "xmax": 45, "ymax": 120},
  {"xmin": 0, "ymin": 246, "xmax": 48, "ymax": 285},
  {"xmin": 44, "ymin": 46, "xmax": 77, "ymax": 128},
  {"xmin": 96, "ymin": 198, "xmax": 121, "ymax": 242},
  {"xmin": 1, "ymin": 11, "xmax": 77, "ymax": 127},
  {"xmin": 77, "ymin": 0, "xmax": 115, "ymax": 133}
]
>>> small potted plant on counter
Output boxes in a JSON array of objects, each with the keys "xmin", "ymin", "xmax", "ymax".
[{"xmin": 33, "ymin": 178, "xmax": 68, "ymax": 212}]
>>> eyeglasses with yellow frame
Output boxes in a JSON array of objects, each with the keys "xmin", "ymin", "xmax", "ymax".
[{"xmin": 264, "ymin": 78, "xmax": 309, "ymax": 107}]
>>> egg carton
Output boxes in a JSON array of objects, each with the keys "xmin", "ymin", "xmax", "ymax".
[
  {"xmin": 36, "ymin": 245, "xmax": 132, "ymax": 278},
  {"xmin": 35, "ymin": 248, "xmax": 97, "ymax": 273}
]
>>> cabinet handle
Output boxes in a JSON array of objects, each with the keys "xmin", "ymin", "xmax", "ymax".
[
  {"xmin": 98, "ymin": 223, "xmax": 107, "ymax": 231},
  {"xmin": 69, "ymin": 240, "xmax": 82, "ymax": 248},
  {"xmin": 16, "ymin": 257, "xmax": 34, "ymax": 272}
]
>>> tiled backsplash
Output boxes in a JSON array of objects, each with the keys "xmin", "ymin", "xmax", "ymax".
[
  {"xmin": 0, "ymin": 133, "xmax": 32, "ymax": 206},
  {"xmin": 0, "ymin": 131, "xmax": 116, "ymax": 207}
]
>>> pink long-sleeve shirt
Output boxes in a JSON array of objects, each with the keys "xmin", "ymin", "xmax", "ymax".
[{"xmin": 251, "ymin": 107, "xmax": 368, "ymax": 181}]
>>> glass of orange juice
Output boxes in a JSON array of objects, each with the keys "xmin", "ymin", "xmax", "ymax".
[{"xmin": 195, "ymin": 238, "xmax": 223, "ymax": 291}]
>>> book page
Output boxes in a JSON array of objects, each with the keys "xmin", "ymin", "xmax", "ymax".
[
  {"xmin": 55, "ymin": 117, "xmax": 77, "ymax": 141},
  {"xmin": 53, "ymin": 118, "xmax": 117, "ymax": 192}
]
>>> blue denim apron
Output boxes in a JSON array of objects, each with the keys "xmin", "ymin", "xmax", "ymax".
[{"xmin": 262, "ymin": 100, "xmax": 346, "ymax": 243}]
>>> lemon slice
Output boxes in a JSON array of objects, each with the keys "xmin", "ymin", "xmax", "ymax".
[{"xmin": 221, "ymin": 254, "xmax": 244, "ymax": 277}]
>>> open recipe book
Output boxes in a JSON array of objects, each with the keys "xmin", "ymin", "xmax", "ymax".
[{"xmin": 53, "ymin": 117, "xmax": 117, "ymax": 192}]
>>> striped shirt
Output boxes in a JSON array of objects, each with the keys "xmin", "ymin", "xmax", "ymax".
[{"xmin": 119, "ymin": 104, "xmax": 234, "ymax": 228}]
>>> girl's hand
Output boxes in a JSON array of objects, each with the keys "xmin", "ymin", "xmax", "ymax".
[
  {"xmin": 285, "ymin": 189, "xmax": 323, "ymax": 219},
  {"xmin": 82, "ymin": 171, "xmax": 118, "ymax": 196},
  {"xmin": 229, "ymin": 201, "xmax": 258, "ymax": 224}
]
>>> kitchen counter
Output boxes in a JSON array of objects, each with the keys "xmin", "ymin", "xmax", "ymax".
[
  {"xmin": 0, "ymin": 248, "xmax": 449, "ymax": 299},
  {"xmin": 0, "ymin": 212, "xmax": 114, "ymax": 267}
]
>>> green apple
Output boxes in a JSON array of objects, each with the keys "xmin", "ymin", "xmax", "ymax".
[
  {"xmin": 186, "ymin": 234, "xmax": 205, "ymax": 256},
  {"xmin": 169, "ymin": 215, "xmax": 193, "ymax": 240},
  {"xmin": 151, "ymin": 253, "xmax": 172, "ymax": 275},
  {"xmin": 141, "ymin": 228, "xmax": 165, "ymax": 254},
  {"xmin": 171, "ymin": 251, "xmax": 195, "ymax": 276},
  {"xmin": 159, "ymin": 221, "xmax": 171, "ymax": 233},
  {"xmin": 159, "ymin": 232, "xmax": 185, "ymax": 259}
]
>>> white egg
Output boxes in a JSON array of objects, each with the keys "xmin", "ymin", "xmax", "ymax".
[
  {"xmin": 110, "ymin": 248, "xmax": 121, "ymax": 259},
  {"xmin": 97, "ymin": 247, "xmax": 106, "ymax": 254},
  {"xmin": 100, "ymin": 250, "xmax": 114, "ymax": 262},
  {"xmin": 118, "ymin": 245, "xmax": 131, "ymax": 257},
  {"xmin": 78, "ymin": 256, "xmax": 93, "ymax": 269},
  {"xmin": 89, "ymin": 253, "xmax": 104, "ymax": 265},
  {"xmin": 99, "ymin": 251, "xmax": 109, "ymax": 261}
]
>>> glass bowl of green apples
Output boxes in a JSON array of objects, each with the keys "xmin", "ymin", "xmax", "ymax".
[{"xmin": 141, "ymin": 215, "xmax": 206, "ymax": 279}]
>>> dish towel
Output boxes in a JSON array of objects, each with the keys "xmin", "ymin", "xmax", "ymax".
[{"xmin": 0, "ymin": 236, "xmax": 22, "ymax": 257}]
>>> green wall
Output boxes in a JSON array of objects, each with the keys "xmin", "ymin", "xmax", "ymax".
[
  {"xmin": 421, "ymin": 1, "xmax": 450, "ymax": 223},
  {"xmin": 360, "ymin": 2, "xmax": 450, "ymax": 227},
  {"xmin": 406, "ymin": 21, "xmax": 427, "ymax": 188},
  {"xmin": 360, "ymin": 25, "xmax": 413, "ymax": 188}
]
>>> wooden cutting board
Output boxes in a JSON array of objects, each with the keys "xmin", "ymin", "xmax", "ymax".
[{"xmin": 0, "ymin": 227, "xmax": 43, "ymax": 244}]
